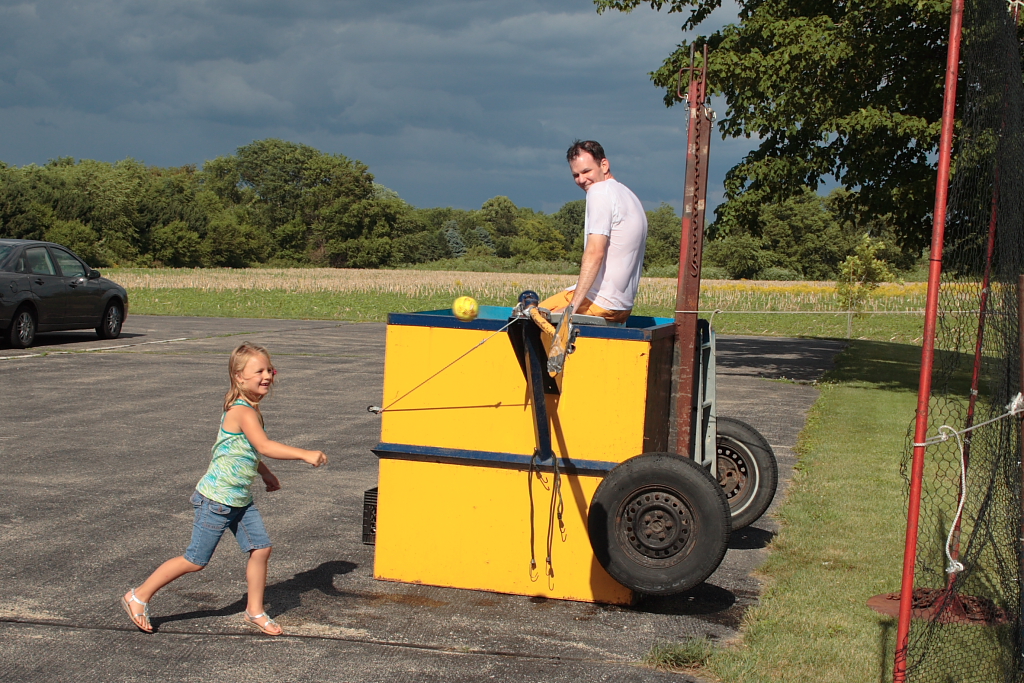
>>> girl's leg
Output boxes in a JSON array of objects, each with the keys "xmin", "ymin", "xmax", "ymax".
[
  {"xmin": 244, "ymin": 547, "xmax": 281, "ymax": 635},
  {"xmin": 134, "ymin": 556, "xmax": 204, "ymax": 603},
  {"xmin": 123, "ymin": 557, "xmax": 203, "ymax": 632}
]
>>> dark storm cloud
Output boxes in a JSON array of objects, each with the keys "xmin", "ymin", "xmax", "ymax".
[{"xmin": 0, "ymin": 0, "xmax": 748, "ymax": 212}]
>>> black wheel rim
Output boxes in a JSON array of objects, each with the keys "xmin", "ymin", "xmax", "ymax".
[
  {"xmin": 16, "ymin": 312, "xmax": 33, "ymax": 345},
  {"xmin": 717, "ymin": 437, "xmax": 756, "ymax": 514},
  {"xmin": 105, "ymin": 306, "xmax": 121, "ymax": 334},
  {"xmin": 616, "ymin": 486, "xmax": 695, "ymax": 567}
]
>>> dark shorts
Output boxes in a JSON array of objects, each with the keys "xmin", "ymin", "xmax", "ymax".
[{"xmin": 183, "ymin": 490, "xmax": 272, "ymax": 566}]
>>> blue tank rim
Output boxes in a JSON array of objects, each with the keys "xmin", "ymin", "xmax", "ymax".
[{"xmin": 386, "ymin": 308, "xmax": 675, "ymax": 341}]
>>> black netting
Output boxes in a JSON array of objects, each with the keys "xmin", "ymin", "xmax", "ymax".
[{"xmin": 900, "ymin": 1, "xmax": 1024, "ymax": 681}]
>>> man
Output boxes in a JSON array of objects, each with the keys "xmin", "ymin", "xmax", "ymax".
[{"xmin": 540, "ymin": 140, "xmax": 648, "ymax": 324}]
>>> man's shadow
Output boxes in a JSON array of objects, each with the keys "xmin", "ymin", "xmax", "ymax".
[{"xmin": 150, "ymin": 560, "xmax": 358, "ymax": 630}]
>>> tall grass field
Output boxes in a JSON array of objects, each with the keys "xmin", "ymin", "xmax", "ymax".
[{"xmin": 107, "ymin": 267, "xmax": 930, "ymax": 343}]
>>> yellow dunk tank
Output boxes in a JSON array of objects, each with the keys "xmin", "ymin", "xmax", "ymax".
[{"xmin": 371, "ymin": 303, "xmax": 677, "ymax": 605}]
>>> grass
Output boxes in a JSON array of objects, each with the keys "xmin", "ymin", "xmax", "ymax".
[
  {"xmin": 636, "ymin": 340, "xmax": 924, "ymax": 682},
  {"xmin": 644, "ymin": 637, "xmax": 715, "ymax": 672},
  {"xmin": 649, "ymin": 337, "xmax": 1018, "ymax": 683},
  {"xmin": 107, "ymin": 267, "xmax": 930, "ymax": 343},
  {"xmin": 639, "ymin": 339, "xmax": 1008, "ymax": 682}
]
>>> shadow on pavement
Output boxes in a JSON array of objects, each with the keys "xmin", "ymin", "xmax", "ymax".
[
  {"xmin": 150, "ymin": 560, "xmax": 359, "ymax": 631},
  {"xmin": 1, "ymin": 331, "xmax": 147, "ymax": 350},
  {"xmin": 728, "ymin": 526, "xmax": 775, "ymax": 550},
  {"xmin": 629, "ymin": 583, "xmax": 760, "ymax": 630},
  {"xmin": 716, "ymin": 336, "xmax": 847, "ymax": 382}
]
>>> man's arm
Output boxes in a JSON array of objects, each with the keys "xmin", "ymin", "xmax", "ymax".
[{"xmin": 569, "ymin": 233, "xmax": 609, "ymax": 312}]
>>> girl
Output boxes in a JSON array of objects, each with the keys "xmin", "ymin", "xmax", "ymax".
[{"xmin": 121, "ymin": 342, "xmax": 328, "ymax": 636}]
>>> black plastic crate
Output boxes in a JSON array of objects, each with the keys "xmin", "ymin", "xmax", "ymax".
[{"xmin": 362, "ymin": 487, "xmax": 378, "ymax": 545}]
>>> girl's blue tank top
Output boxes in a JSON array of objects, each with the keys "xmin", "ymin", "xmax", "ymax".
[{"xmin": 195, "ymin": 399, "xmax": 262, "ymax": 507}]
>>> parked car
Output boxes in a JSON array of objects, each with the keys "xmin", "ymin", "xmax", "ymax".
[{"xmin": 0, "ymin": 239, "xmax": 129, "ymax": 348}]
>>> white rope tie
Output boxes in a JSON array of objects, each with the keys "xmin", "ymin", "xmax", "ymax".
[
  {"xmin": 671, "ymin": 309, "xmax": 990, "ymax": 316},
  {"xmin": 910, "ymin": 392, "xmax": 1024, "ymax": 576},
  {"xmin": 939, "ymin": 425, "xmax": 967, "ymax": 575},
  {"xmin": 913, "ymin": 392, "xmax": 1024, "ymax": 448},
  {"xmin": 675, "ymin": 308, "xmax": 723, "ymax": 326}
]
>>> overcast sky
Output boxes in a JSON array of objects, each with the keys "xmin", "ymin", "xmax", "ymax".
[{"xmin": 0, "ymin": 0, "xmax": 751, "ymax": 214}]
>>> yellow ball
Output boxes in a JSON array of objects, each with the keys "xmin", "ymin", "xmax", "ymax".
[{"xmin": 452, "ymin": 296, "xmax": 479, "ymax": 321}]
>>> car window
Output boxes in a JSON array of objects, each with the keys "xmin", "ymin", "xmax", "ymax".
[
  {"xmin": 24, "ymin": 247, "xmax": 57, "ymax": 276},
  {"xmin": 51, "ymin": 248, "xmax": 87, "ymax": 278},
  {"xmin": 0, "ymin": 245, "xmax": 13, "ymax": 270}
]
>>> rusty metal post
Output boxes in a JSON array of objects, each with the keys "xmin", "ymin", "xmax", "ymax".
[
  {"xmin": 892, "ymin": 1, "xmax": 965, "ymax": 679},
  {"xmin": 674, "ymin": 45, "xmax": 713, "ymax": 458}
]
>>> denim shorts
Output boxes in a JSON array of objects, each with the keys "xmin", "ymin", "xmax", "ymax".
[{"xmin": 183, "ymin": 490, "xmax": 272, "ymax": 566}]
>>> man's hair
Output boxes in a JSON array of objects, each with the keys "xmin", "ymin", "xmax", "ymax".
[{"xmin": 566, "ymin": 140, "xmax": 606, "ymax": 164}]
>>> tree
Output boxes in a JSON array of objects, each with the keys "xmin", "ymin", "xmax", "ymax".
[
  {"xmin": 148, "ymin": 220, "xmax": 203, "ymax": 267},
  {"xmin": 516, "ymin": 209, "xmax": 567, "ymax": 261},
  {"xmin": 757, "ymin": 188, "xmax": 850, "ymax": 279},
  {"xmin": 644, "ymin": 203, "xmax": 681, "ymax": 267},
  {"xmin": 552, "ymin": 199, "xmax": 586, "ymax": 258},
  {"xmin": 443, "ymin": 221, "xmax": 467, "ymax": 257},
  {"xmin": 480, "ymin": 196, "xmax": 520, "ymax": 237},
  {"xmin": 836, "ymin": 235, "xmax": 898, "ymax": 311},
  {"xmin": 44, "ymin": 219, "xmax": 104, "ymax": 266},
  {"xmin": 594, "ymin": 0, "xmax": 957, "ymax": 254}
]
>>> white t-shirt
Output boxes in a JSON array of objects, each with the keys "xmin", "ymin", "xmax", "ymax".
[{"xmin": 570, "ymin": 178, "xmax": 648, "ymax": 311}]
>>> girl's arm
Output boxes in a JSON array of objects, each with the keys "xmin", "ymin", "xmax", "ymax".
[
  {"xmin": 229, "ymin": 406, "xmax": 328, "ymax": 467},
  {"xmin": 257, "ymin": 461, "xmax": 281, "ymax": 492}
]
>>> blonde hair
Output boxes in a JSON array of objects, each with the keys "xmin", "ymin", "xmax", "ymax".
[{"xmin": 224, "ymin": 342, "xmax": 275, "ymax": 412}]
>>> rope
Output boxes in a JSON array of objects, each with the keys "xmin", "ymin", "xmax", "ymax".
[
  {"xmin": 527, "ymin": 451, "xmax": 565, "ymax": 581},
  {"xmin": 368, "ymin": 319, "xmax": 515, "ymax": 414},
  {"xmin": 674, "ymin": 309, "xmax": 930, "ymax": 315},
  {"xmin": 528, "ymin": 451, "xmax": 541, "ymax": 581},
  {"xmin": 673, "ymin": 309, "xmax": 1001, "ymax": 315},
  {"xmin": 913, "ymin": 392, "xmax": 1024, "ymax": 448},
  {"xmin": 545, "ymin": 449, "xmax": 565, "ymax": 579},
  {"xmin": 939, "ymin": 425, "xmax": 968, "ymax": 574},
  {"xmin": 911, "ymin": 392, "xmax": 1024, "ymax": 575}
]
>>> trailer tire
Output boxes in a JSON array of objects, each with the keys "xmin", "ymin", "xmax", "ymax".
[
  {"xmin": 588, "ymin": 453, "xmax": 730, "ymax": 595},
  {"xmin": 717, "ymin": 417, "xmax": 778, "ymax": 530}
]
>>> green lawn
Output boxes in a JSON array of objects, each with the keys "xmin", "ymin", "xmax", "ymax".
[
  {"xmin": 652, "ymin": 341, "xmax": 922, "ymax": 682},
  {"xmin": 127, "ymin": 288, "xmax": 464, "ymax": 322},
  {"xmin": 125, "ymin": 288, "xmax": 924, "ymax": 344}
]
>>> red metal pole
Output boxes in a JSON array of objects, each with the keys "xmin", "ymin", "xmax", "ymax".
[
  {"xmin": 893, "ymin": 1, "xmax": 965, "ymax": 680},
  {"xmin": 675, "ymin": 45, "xmax": 712, "ymax": 457}
]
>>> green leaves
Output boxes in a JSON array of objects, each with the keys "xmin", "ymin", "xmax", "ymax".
[
  {"xmin": 607, "ymin": 0, "xmax": 953, "ymax": 254},
  {"xmin": 836, "ymin": 235, "xmax": 898, "ymax": 310}
]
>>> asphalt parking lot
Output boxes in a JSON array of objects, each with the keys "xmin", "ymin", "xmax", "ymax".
[{"xmin": 0, "ymin": 316, "xmax": 844, "ymax": 682}]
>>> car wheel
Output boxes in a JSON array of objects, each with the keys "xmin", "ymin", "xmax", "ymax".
[
  {"xmin": 716, "ymin": 417, "xmax": 779, "ymax": 530},
  {"xmin": 96, "ymin": 300, "xmax": 124, "ymax": 339},
  {"xmin": 7, "ymin": 306, "xmax": 36, "ymax": 349},
  {"xmin": 588, "ymin": 452, "xmax": 731, "ymax": 596}
]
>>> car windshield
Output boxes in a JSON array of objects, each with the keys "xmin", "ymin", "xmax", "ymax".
[{"xmin": 0, "ymin": 245, "xmax": 14, "ymax": 270}]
